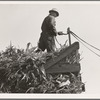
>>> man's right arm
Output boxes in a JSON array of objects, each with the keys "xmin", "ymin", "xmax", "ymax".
[{"xmin": 48, "ymin": 16, "xmax": 58, "ymax": 36}]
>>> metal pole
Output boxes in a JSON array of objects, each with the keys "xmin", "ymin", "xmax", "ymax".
[{"xmin": 67, "ymin": 27, "xmax": 71, "ymax": 46}]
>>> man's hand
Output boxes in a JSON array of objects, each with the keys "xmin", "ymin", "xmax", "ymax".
[{"xmin": 58, "ymin": 31, "xmax": 64, "ymax": 35}]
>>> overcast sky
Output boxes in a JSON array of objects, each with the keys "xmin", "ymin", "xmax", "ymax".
[{"xmin": 0, "ymin": 1, "xmax": 100, "ymax": 97}]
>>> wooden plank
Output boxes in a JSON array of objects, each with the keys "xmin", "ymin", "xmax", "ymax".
[
  {"xmin": 44, "ymin": 42, "xmax": 79, "ymax": 70},
  {"xmin": 46, "ymin": 63, "xmax": 80, "ymax": 74}
]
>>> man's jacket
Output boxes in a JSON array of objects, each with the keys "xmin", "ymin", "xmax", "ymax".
[{"xmin": 41, "ymin": 14, "xmax": 58, "ymax": 36}]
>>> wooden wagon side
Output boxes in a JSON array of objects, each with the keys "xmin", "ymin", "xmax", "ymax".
[{"xmin": 44, "ymin": 42, "xmax": 81, "ymax": 74}]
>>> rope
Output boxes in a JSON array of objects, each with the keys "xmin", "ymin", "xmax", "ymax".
[
  {"xmin": 71, "ymin": 33, "xmax": 100, "ymax": 57},
  {"xmin": 64, "ymin": 39, "xmax": 68, "ymax": 46},
  {"xmin": 55, "ymin": 33, "xmax": 68, "ymax": 47},
  {"xmin": 71, "ymin": 31, "xmax": 100, "ymax": 52}
]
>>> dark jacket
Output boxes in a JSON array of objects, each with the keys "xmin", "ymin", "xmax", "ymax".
[{"xmin": 41, "ymin": 14, "xmax": 58, "ymax": 36}]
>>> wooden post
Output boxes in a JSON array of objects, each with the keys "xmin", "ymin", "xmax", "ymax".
[{"xmin": 67, "ymin": 27, "xmax": 71, "ymax": 46}]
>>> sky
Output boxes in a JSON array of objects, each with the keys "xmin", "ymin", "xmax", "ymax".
[{"xmin": 0, "ymin": 1, "xmax": 100, "ymax": 97}]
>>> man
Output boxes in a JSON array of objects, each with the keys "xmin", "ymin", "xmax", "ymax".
[{"xmin": 36, "ymin": 8, "xmax": 63, "ymax": 53}]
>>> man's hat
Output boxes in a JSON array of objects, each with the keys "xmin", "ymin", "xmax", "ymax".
[{"xmin": 49, "ymin": 8, "xmax": 59, "ymax": 16}]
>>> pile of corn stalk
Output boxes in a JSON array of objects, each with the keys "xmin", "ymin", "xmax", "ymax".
[{"xmin": 0, "ymin": 43, "xmax": 85, "ymax": 93}]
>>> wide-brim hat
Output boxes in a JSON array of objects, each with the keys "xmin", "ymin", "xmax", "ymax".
[{"xmin": 49, "ymin": 8, "xmax": 59, "ymax": 17}]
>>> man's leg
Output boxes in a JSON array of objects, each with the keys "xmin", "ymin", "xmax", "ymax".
[{"xmin": 46, "ymin": 38, "xmax": 55, "ymax": 53}]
